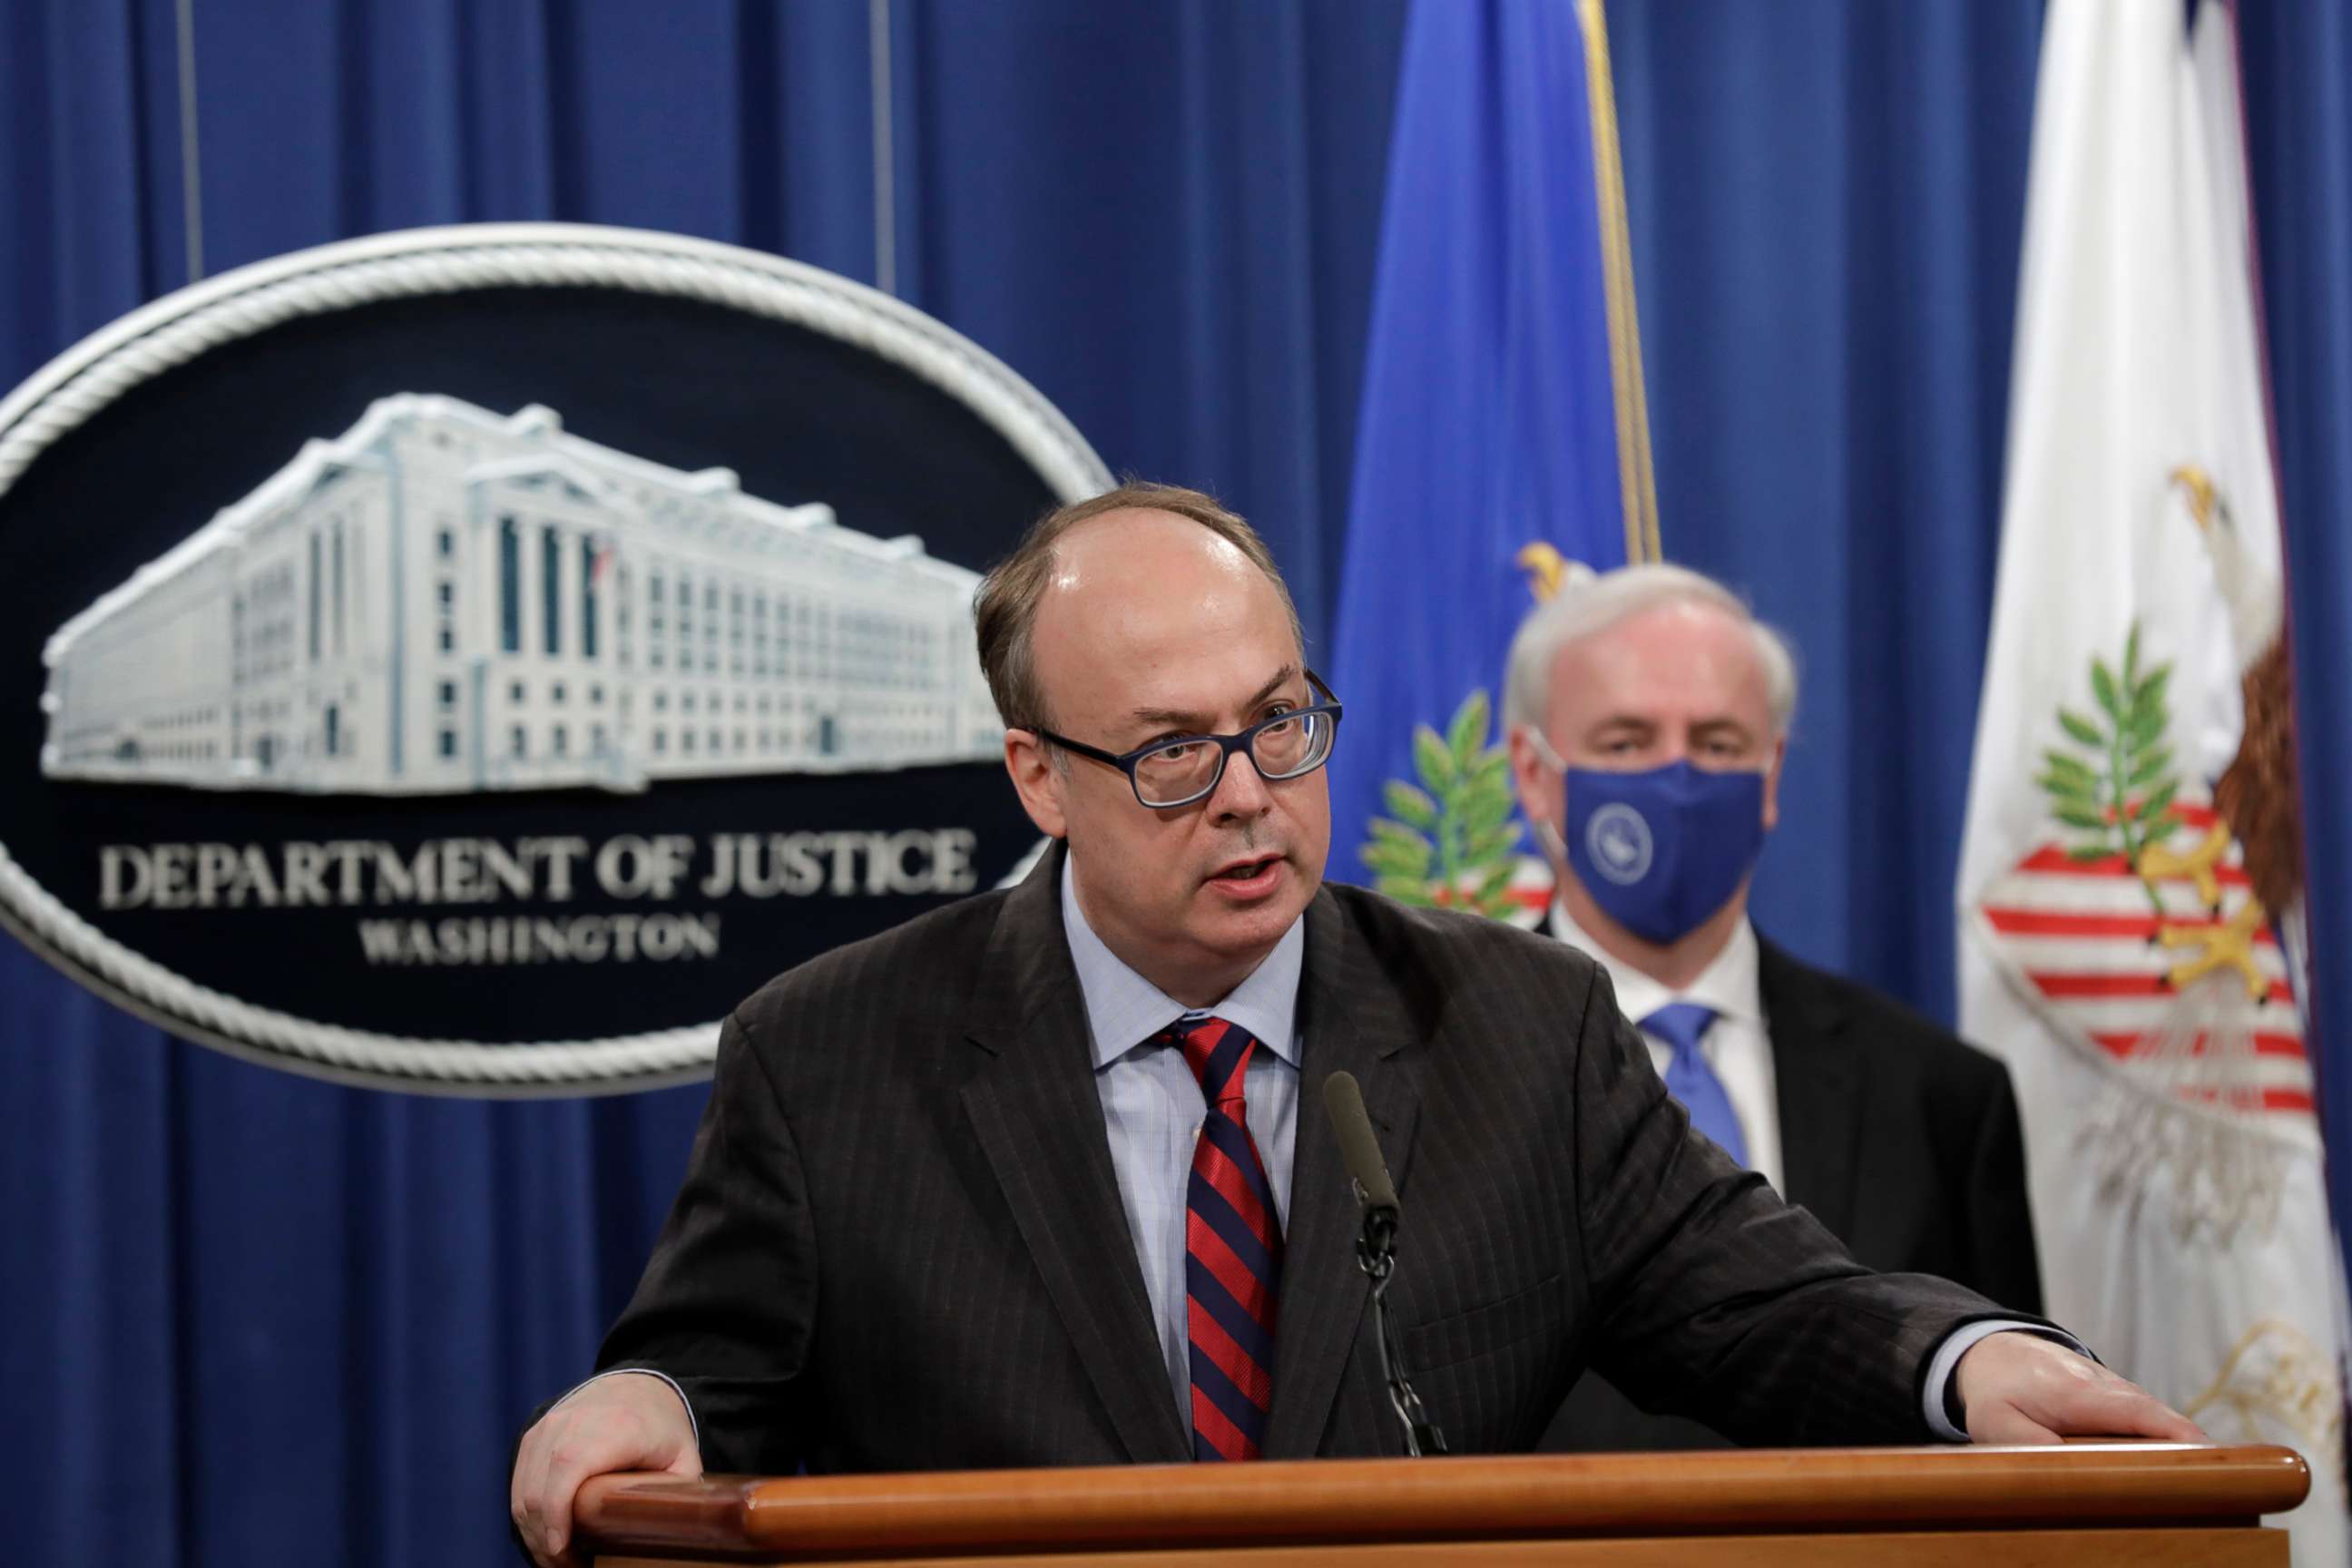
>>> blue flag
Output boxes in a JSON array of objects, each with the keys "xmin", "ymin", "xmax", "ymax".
[{"xmin": 1328, "ymin": 0, "xmax": 1648, "ymax": 914}]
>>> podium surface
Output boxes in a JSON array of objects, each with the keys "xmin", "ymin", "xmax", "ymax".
[{"xmin": 576, "ymin": 1442, "xmax": 2308, "ymax": 1566}]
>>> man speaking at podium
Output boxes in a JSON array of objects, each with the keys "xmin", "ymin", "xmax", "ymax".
[{"xmin": 510, "ymin": 484, "xmax": 2197, "ymax": 1566}]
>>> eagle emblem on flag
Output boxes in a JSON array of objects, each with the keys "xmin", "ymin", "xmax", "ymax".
[
  {"xmin": 1970, "ymin": 464, "xmax": 2318, "ymax": 1258},
  {"xmin": 1975, "ymin": 618, "xmax": 2310, "ymax": 1137}
]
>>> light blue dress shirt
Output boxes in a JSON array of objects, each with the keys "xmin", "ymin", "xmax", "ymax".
[{"xmin": 1059, "ymin": 854, "xmax": 1305, "ymax": 1428}]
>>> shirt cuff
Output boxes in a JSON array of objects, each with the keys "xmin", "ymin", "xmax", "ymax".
[
  {"xmin": 1921, "ymin": 1319, "xmax": 2093, "ymax": 1441},
  {"xmin": 557, "ymin": 1367, "xmax": 701, "ymax": 1448}
]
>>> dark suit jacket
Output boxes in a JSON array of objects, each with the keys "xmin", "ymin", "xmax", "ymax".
[
  {"xmin": 1543, "ymin": 928, "xmax": 2043, "ymax": 1453},
  {"xmin": 591, "ymin": 848, "xmax": 2016, "ymax": 1473}
]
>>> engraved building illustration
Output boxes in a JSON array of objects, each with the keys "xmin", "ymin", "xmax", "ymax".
[{"xmin": 40, "ymin": 394, "xmax": 1005, "ymax": 793}]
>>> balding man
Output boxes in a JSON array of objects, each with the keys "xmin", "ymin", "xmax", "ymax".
[
  {"xmin": 512, "ymin": 485, "xmax": 2186, "ymax": 1568},
  {"xmin": 1501, "ymin": 564, "xmax": 2043, "ymax": 1453}
]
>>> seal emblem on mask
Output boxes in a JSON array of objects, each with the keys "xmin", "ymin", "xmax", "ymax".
[{"xmin": 1585, "ymin": 802, "xmax": 1653, "ymax": 885}]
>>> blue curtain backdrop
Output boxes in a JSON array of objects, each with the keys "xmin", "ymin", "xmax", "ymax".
[
  {"xmin": 2238, "ymin": 0, "xmax": 2352, "ymax": 1282},
  {"xmin": 5, "ymin": 4, "xmax": 2350, "ymax": 1566},
  {"xmin": 1604, "ymin": 0, "xmax": 2044, "ymax": 1023},
  {"xmin": 0, "ymin": 5, "xmax": 1406, "ymax": 1564}
]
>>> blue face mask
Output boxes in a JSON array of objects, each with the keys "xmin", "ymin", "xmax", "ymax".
[{"xmin": 1556, "ymin": 761, "xmax": 1766, "ymax": 945}]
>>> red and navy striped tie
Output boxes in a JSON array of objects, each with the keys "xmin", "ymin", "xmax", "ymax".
[{"xmin": 1167, "ymin": 1014, "xmax": 1282, "ymax": 1461}]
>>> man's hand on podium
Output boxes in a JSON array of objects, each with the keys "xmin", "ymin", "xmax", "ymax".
[
  {"xmin": 1955, "ymin": 1330, "xmax": 2209, "ymax": 1445},
  {"xmin": 511, "ymin": 1371, "xmax": 701, "ymax": 1568}
]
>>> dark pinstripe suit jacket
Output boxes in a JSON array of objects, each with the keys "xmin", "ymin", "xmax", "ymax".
[{"xmin": 593, "ymin": 846, "xmax": 2012, "ymax": 1472}]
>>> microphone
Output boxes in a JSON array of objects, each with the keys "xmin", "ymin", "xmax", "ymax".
[
  {"xmin": 1321, "ymin": 1072, "xmax": 1448, "ymax": 1457},
  {"xmin": 1324, "ymin": 1072, "xmax": 1398, "ymax": 1208}
]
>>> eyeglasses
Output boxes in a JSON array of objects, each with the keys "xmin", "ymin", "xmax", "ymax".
[{"xmin": 1031, "ymin": 671, "xmax": 1344, "ymax": 809}]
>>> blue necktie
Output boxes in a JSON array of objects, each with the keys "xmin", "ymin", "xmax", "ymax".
[{"xmin": 1641, "ymin": 1001, "xmax": 1749, "ymax": 1167}]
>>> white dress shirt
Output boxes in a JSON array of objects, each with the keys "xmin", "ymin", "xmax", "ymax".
[{"xmin": 1545, "ymin": 903, "xmax": 1785, "ymax": 1194}]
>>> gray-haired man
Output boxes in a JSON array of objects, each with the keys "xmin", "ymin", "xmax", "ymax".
[{"xmin": 1504, "ymin": 563, "xmax": 2043, "ymax": 1452}]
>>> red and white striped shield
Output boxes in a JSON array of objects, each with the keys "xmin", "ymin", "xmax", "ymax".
[{"xmin": 1974, "ymin": 798, "xmax": 2309, "ymax": 1123}]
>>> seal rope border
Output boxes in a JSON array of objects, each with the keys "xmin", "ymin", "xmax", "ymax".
[{"xmin": 0, "ymin": 223, "xmax": 1112, "ymax": 1096}]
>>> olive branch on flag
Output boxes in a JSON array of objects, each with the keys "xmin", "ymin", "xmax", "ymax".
[
  {"xmin": 2034, "ymin": 622, "xmax": 2181, "ymax": 910},
  {"xmin": 1358, "ymin": 691, "xmax": 1524, "ymax": 918}
]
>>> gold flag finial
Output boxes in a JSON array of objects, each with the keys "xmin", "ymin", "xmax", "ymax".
[{"xmin": 1516, "ymin": 543, "xmax": 1569, "ymax": 603}]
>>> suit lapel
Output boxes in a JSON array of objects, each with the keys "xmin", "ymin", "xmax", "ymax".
[
  {"xmin": 1262, "ymin": 888, "xmax": 1424, "ymax": 1458},
  {"xmin": 1759, "ymin": 936, "xmax": 1863, "ymax": 1237},
  {"xmin": 959, "ymin": 845, "xmax": 1190, "ymax": 1464}
]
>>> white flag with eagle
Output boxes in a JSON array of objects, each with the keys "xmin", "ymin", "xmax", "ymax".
[{"xmin": 1957, "ymin": 0, "xmax": 2345, "ymax": 1558}]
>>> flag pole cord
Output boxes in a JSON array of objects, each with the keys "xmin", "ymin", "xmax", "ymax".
[
  {"xmin": 175, "ymin": 0, "xmax": 206, "ymax": 284},
  {"xmin": 1576, "ymin": 0, "xmax": 1659, "ymax": 564},
  {"xmin": 870, "ymin": 0, "xmax": 897, "ymax": 298}
]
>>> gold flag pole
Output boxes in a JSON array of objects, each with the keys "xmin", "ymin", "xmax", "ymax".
[{"xmin": 1577, "ymin": 0, "xmax": 1661, "ymax": 564}]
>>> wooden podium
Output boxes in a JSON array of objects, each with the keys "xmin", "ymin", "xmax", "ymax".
[{"xmin": 576, "ymin": 1443, "xmax": 2308, "ymax": 1566}]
